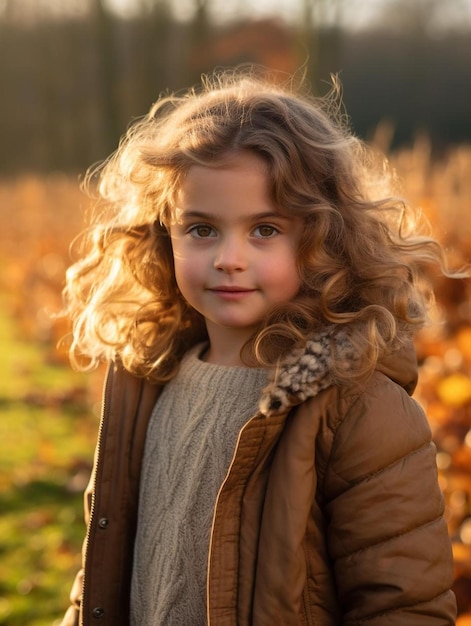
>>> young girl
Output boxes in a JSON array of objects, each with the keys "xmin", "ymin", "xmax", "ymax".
[{"xmin": 60, "ymin": 69, "xmax": 457, "ymax": 625}]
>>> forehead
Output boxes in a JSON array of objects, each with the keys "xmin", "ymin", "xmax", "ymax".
[
  {"xmin": 183, "ymin": 151, "xmax": 268, "ymax": 187},
  {"xmin": 174, "ymin": 152, "xmax": 274, "ymax": 216}
]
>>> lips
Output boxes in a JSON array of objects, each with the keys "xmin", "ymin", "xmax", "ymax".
[
  {"xmin": 208, "ymin": 286, "xmax": 256, "ymax": 299},
  {"xmin": 209, "ymin": 286, "xmax": 253, "ymax": 292}
]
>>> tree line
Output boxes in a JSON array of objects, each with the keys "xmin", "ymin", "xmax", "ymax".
[{"xmin": 1, "ymin": 0, "xmax": 471, "ymax": 174}]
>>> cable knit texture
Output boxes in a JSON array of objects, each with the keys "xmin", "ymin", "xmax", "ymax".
[{"xmin": 131, "ymin": 345, "xmax": 268, "ymax": 626}]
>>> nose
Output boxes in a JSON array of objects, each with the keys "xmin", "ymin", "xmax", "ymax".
[{"xmin": 213, "ymin": 235, "xmax": 247, "ymax": 273}]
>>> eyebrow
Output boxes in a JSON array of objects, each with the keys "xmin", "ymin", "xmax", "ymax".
[{"xmin": 177, "ymin": 210, "xmax": 289, "ymax": 222}]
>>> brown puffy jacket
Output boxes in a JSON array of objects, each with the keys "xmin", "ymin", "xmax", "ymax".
[{"xmin": 60, "ymin": 333, "xmax": 456, "ymax": 625}]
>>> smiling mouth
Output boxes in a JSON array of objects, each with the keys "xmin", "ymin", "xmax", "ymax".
[
  {"xmin": 210, "ymin": 286, "xmax": 253, "ymax": 292},
  {"xmin": 209, "ymin": 286, "xmax": 256, "ymax": 298}
]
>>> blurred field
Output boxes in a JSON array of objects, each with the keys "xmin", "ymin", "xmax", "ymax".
[
  {"xmin": 0, "ymin": 175, "xmax": 104, "ymax": 625},
  {"xmin": 1, "ymin": 140, "xmax": 471, "ymax": 624}
]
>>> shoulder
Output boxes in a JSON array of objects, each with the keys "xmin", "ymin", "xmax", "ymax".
[
  {"xmin": 302, "ymin": 369, "xmax": 429, "ymax": 437},
  {"xmin": 106, "ymin": 361, "xmax": 162, "ymax": 427},
  {"xmin": 319, "ymin": 371, "xmax": 434, "ymax": 496},
  {"xmin": 336, "ymin": 370, "xmax": 431, "ymax": 446},
  {"xmin": 293, "ymin": 371, "xmax": 433, "ymax": 491},
  {"xmin": 342, "ymin": 369, "xmax": 430, "ymax": 445}
]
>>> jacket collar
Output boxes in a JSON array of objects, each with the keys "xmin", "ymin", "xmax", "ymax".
[{"xmin": 259, "ymin": 327, "xmax": 418, "ymax": 418}]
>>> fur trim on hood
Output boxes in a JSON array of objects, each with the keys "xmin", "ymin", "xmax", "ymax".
[
  {"xmin": 259, "ymin": 328, "xmax": 356, "ymax": 417},
  {"xmin": 259, "ymin": 327, "xmax": 418, "ymax": 418}
]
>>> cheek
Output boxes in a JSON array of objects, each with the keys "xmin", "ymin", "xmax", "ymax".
[
  {"xmin": 265, "ymin": 252, "xmax": 301, "ymax": 294},
  {"xmin": 170, "ymin": 236, "xmax": 195, "ymax": 286},
  {"xmin": 172, "ymin": 252, "xmax": 204, "ymax": 293},
  {"xmin": 281, "ymin": 266, "xmax": 301, "ymax": 298}
]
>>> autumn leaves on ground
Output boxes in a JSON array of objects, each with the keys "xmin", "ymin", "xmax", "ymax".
[{"xmin": 1, "ymin": 141, "xmax": 471, "ymax": 625}]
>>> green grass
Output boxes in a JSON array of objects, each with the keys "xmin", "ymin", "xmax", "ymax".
[{"xmin": 0, "ymin": 297, "xmax": 101, "ymax": 625}]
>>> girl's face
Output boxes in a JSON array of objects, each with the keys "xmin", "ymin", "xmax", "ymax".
[{"xmin": 169, "ymin": 152, "xmax": 302, "ymax": 365}]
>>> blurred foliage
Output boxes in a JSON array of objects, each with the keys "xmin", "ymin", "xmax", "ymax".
[
  {"xmin": 0, "ymin": 299, "xmax": 101, "ymax": 625},
  {"xmin": 0, "ymin": 0, "xmax": 471, "ymax": 174},
  {"xmin": 0, "ymin": 175, "xmax": 103, "ymax": 625}
]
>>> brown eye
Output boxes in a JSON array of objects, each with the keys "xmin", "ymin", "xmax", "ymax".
[
  {"xmin": 254, "ymin": 225, "xmax": 278, "ymax": 238},
  {"xmin": 189, "ymin": 224, "xmax": 216, "ymax": 238}
]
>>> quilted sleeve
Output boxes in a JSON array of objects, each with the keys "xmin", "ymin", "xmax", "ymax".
[{"xmin": 323, "ymin": 373, "xmax": 457, "ymax": 625}]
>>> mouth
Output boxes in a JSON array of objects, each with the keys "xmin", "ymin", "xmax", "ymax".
[
  {"xmin": 208, "ymin": 286, "xmax": 256, "ymax": 299},
  {"xmin": 209, "ymin": 286, "xmax": 254, "ymax": 292}
]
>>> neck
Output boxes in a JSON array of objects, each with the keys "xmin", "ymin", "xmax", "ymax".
[
  {"xmin": 203, "ymin": 323, "xmax": 256, "ymax": 366},
  {"xmin": 202, "ymin": 343, "xmax": 245, "ymax": 367}
]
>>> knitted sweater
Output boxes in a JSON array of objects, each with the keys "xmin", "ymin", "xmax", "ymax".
[{"xmin": 130, "ymin": 345, "xmax": 268, "ymax": 625}]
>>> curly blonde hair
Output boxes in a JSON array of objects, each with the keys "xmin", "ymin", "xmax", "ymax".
[{"xmin": 64, "ymin": 68, "xmax": 450, "ymax": 384}]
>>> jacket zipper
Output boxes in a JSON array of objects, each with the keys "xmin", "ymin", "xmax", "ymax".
[
  {"xmin": 80, "ymin": 365, "xmax": 113, "ymax": 624},
  {"xmin": 206, "ymin": 413, "xmax": 262, "ymax": 626}
]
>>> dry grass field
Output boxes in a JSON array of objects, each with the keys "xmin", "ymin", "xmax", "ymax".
[{"xmin": 1, "ymin": 139, "xmax": 471, "ymax": 623}]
